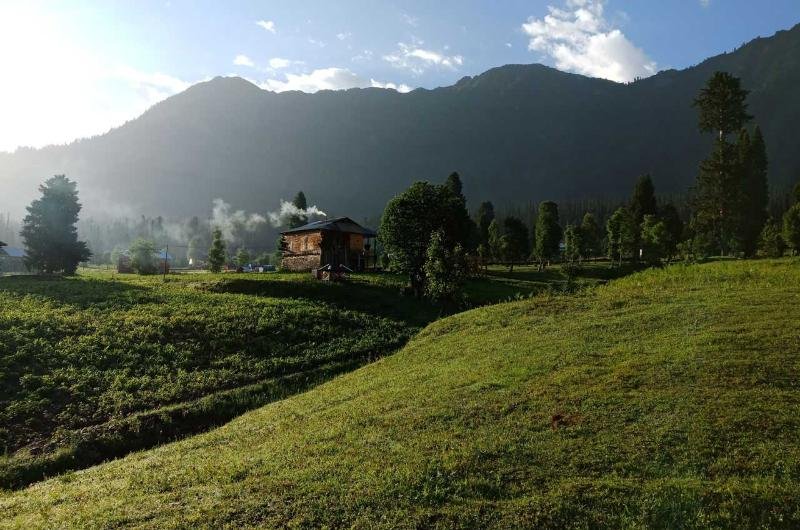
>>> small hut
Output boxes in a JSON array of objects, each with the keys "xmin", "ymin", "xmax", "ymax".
[
  {"xmin": 0, "ymin": 245, "xmax": 29, "ymax": 274},
  {"xmin": 281, "ymin": 217, "xmax": 377, "ymax": 272}
]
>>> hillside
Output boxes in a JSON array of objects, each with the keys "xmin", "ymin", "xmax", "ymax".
[
  {"xmin": 2, "ymin": 260, "xmax": 799, "ymax": 528},
  {"xmin": 1, "ymin": 24, "xmax": 799, "ymax": 219}
]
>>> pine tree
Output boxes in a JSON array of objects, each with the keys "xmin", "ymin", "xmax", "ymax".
[
  {"xmin": 534, "ymin": 201, "xmax": 562, "ymax": 270},
  {"xmin": 738, "ymin": 126, "xmax": 769, "ymax": 257},
  {"xmin": 21, "ymin": 175, "xmax": 91, "ymax": 274},
  {"xmin": 502, "ymin": 216, "xmax": 529, "ymax": 272},
  {"xmin": 783, "ymin": 204, "xmax": 800, "ymax": 255},
  {"xmin": 444, "ymin": 171, "xmax": 464, "ymax": 200},
  {"xmin": 235, "ymin": 248, "xmax": 251, "ymax": 267},
  {"xmin": 658, "ymin": 203, "xmax": 684, "ymax": 260},
  {"xmin": 563, "ymin": 224, "xmax": 583, "ymax": 264},
  {"xmin": 693, "ymin": 71, "xmax": 752, "ymax": 140},
  {"xmin": 606, "ymin": 207, "xmax": 637, "ymax": 266},
  {"xmin": 208, "ymin": 228, "xmax": 227, "ymax": 273},
  {"xmin": 630, "ymin": 175, "xmax": 657, "ymax": 226}
]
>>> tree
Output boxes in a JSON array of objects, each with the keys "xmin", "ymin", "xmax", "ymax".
[
  {"xmin": 488, "ymin": 219, "xmax": 504, "ymax": 263},
  {"xmin": 533, "ymin": 201, "xmax": 562, "ymax": 269},
  {"xmin": 692, "ymin": 72, "xmax": 753, "ymax": 256},
  {"xmin": 424, "ymin": 229, "xmax": 466, "ymax": 308},
  {"xmin": 579, "ymin": 213, "xmax": 602, "ymax": 259},
  {"xmin": 606, "ymin": 207, "xmax": 637, "ymax": 266},
  {"xmin": 783, "ymin": 204, "xmax": 800, "ymax": 255},
  {"xmin": 737, "ymin": 126, "xmax": 769, "ymax": 257},
  {"xmin": 235, "ymin": 247, "xmax": 251, "ymax": 268},
  {"xmin": 502, "ymin": 216, "xmax": 529, "ymax": 271},
  {"xmin": 208, "ymin": 228, "xmax": 227, "ymax": 273},
  {"xmin": 640, "ymin": 215, "xmax": 669, "ymax": 265},
  {"xmin": 445, "ymin": 171, "xmax": 464, "ymax": 199},
  {"xmin": 476, "ymin": 201, "xmax": 495, "ymax": 246},
  {"xmin": 693, "ymin": 71, "xmax": 752, "ymax": 140},
  {"xmin": 129, "ymin": 238, "xmax": 158, "ymax": 275},
  {"xmin": 379, "ymin": 180, "xmax": 471, "ymax": 297},
  {"xmin": 630, "ymin": 174, "xmax": 657, "ymax": 226},
  {"xmin": 658, "ymin": 203, "xmax": 684, "ymax": 261},
  {"xmin": 288, "ymin": 191, "xmax": 309, "ymax": 228},
  {"xmin": 563, "ymin": 224, "xmax": 583, "ymax": 264},
  {"xmin": 20, "ymin": 175, "xmax": 91, "ymax": 274},
  {"xmin": 758, "ymin": 220, "xmax": 785, "ymax": 258}
]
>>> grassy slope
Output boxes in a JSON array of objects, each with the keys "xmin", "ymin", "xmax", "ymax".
[{"xmin": 4, "ymin": 260, "xmax": 799, "ymax": 528}]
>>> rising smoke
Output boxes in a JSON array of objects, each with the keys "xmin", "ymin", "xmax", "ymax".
[{"xmin": 210, "ymin": 198, "xmax": 327, "ymax": 240}]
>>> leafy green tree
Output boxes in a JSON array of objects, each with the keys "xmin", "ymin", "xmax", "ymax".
[
  {"xmin": 579, "ymin": 213, "xmax": 602, "ymax": 259},
  {"xmin": 476, "ymin": 201, "xmax": 495, "ymax": 246},
  {"xmin": 692, "ymin": 72, "xmax": 752, "ymax": 256},
  {"xmin": 288, "ymin": 191, "xmax": 309, "ymax": 228},
  {"xmin": 424, "ymin": 228, "xmax": 466, "ymax": 308},
  {"xmin": 502, "ymin": 216, "xmax": 529, "ymax": 271},
  {"xmin": 658, "ymin": 203, "xmax": 684, "ymax": 261},
  {"xmin": 20, "ymin": 175, "xmax": 91, "ymax": 274},
  {"xmin": 606, "ymin": 207, "xmax": 637, "ymax": 266},
  {"xmin": 640, "ymin": 215, "xmax": 669, "ymax": 265},
  {"xmin": 235, "ymin": 247, "xmax": 251, "ymax": 267},
  {"xmin": 737, "ymin": 126, "xmax": 769, "ymax": 257},
  {"xmin": 783, "ymin": 204, "xmax": 800, "ymax": 255},
  {"xmin": 758, "ymin": 220, "xmax": 785, "ymax": 258},
  {"xmin": 488, "ymin": 218, "xmax": 504, "ymax": 263},
  {"xmin": 563, "ymin": 224, "xmax": 583, "ymax": 264},
  {"xmin": 129, "ymin": 238, "xmax": 158, "ymax": 275},
  {"xmin": 208, "ymin": 228, "xmax": 227, "ymax": 273},
  {"xmin": 534, "ymin": 201, "xmax": 562, "ymax": 270},
  {"xmin": 379, "ymin": 180, "xmax": 471, "ymax": 297}
]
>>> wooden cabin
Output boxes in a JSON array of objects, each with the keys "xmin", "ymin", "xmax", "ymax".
[{"xmin": 281, "ymin": 217, "xmax": 377, "ymax": 272}]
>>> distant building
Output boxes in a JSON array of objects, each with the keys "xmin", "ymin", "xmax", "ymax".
[
  {"xmin": 281, "ymin": 217, "xmax": 377, "ymax": 272},
  {"xmin": 0, "ymin": 245, "xmax": 29, "ymax": 274}
]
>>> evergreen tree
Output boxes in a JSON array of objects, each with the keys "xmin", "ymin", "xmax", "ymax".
[
  {"xmin": 445, "ymin": 171, "xmax": 464, "ymax": 199},
  {"xmin": 692, "ymin": 72, "xmax": 753, "ymax": 255},
  {"xmin": 476, "ymin": 201, "xmax": 495, "ymax": 246},
  {"xmin": 579, "ymin": 212, "xmax": 602, "ymax": 259},
  {"xmin": 563, "ymin": 224, "xmax": 583, "ymax": 264},
  {"xmin": 738, "ymin": 126, "xmax": 769, "ymax": 257},
  {"xmin": 630, "ymin": 174, "xmax": 657, "ymax": 226},
  {"xmin": 783, "ymin": 204, "xmax": 800, "ymax": 255},
  {"xmin": 21, "ymin": 175, "xmax": 91, "ymax": 274},
  {"xmin": 235, "ymin": 247, "xmax": 251, "ymax": 267},
  {"xmin": 606, "ymin": 207, "xmax": 637, "ymax": 266},
  {"xmin": 487, "ymin": 218, "xmax": 503, "ymax": 263},
  {"xmin": 658, "ymin": 203, "xmax": 684, "ymax": 261},
  {"xmin": 534, "ymin": 201, "xmax": 562, "ymax": 270},
  {"xmin": 288, "ymin": 191, "xmax": 309, "ymax": 228},
  {"xmin": 502, "ymin": 216, "xmax": 529, "ymax": 272},
  {"xmin": 208, "ymin": 228, "xmax": 226, "ymax": 273}
]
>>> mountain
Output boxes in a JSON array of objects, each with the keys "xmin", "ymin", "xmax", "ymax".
[{"xmin": 2, "ymin": 24, "xmax": 799, "ymax": 219}]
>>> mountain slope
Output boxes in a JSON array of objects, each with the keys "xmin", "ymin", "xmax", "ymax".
[
  {"xmin": 2, "ymin": 260, "xmax": 799, "ymax": 528},
  {"xmin": 1, "ymin": 24, "xmax": 799, "ymax": 219}
]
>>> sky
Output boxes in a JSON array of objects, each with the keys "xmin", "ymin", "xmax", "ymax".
[{"xmin": 0, "ymin": 0, "xmax": 798, "ymax": 153}]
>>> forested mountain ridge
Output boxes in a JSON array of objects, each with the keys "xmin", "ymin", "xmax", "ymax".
[{"xmin": 1, "ymin": 23, "xmax": 798, "ymax": 219}]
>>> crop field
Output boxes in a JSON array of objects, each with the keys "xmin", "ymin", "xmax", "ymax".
[
  {"xmin": 0, "ymin": 264, "xmax": 618, "ymax": 489},
  {"xmin": 3, "ymin": 259, "xmax": 798, "ymax": 528}
]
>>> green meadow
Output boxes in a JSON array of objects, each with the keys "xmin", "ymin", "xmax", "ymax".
[{"xmin": 2, "ymin": 259, "xmax": 798, "ymax": 528}]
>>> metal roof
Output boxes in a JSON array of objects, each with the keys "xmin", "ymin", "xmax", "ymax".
[
  {"xmin": 0, "ymin": 247, "xmax": 27, "ymax": 258},
  {"xmin": 281, "ymin": 217, "xmax": 377, "ymax": 237}
]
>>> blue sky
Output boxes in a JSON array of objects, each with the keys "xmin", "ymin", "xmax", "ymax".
[{"xmin": 0, "ymin": 0, "xmax": 798, "ymax": 152}]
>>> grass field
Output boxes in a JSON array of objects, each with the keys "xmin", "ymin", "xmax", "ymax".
[
  {"xmin": 2, "ymin": 259, "xmax": 798, "ymax": 528},
  {"xmin": 0, "ymin": 264, "xmax": 616, "ymax": 489}
]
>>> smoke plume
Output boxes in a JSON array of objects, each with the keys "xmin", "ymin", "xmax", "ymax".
[{"xmin": 267, "ymin": 200, "xmax": 327, "ymax": 226}]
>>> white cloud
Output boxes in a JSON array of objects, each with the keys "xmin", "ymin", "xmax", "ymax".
[
  {"xmin": 505, "ymin": 42, "xmax": 513, "ymax": 48},
  {"xmin": 402, "ymin": 13, "xmax": 419, "ymax": 27},
  {"xmin": 336, "ymin": 31, "xmax": 352, "ymax": 41},
  {"xmin": 268, "ymin": 57, "xmax": 292, "ymax": 69},
  {"xmin": 256, "ymin": 19, "xmax": 276, "ymax": 33},
  {"xmin": 233, "ymin": 54, "xmax": 255, "ymax": 67},
  {"xmin": 351, "ymin": 50, "xmax": 374, "ymax": 62},
  {"xmin": 308, "ymin": 37, "xmax": 326, "ymax": 48},
  {"xmin": 259, "ymin": 67, "xmax": 413, "ymax": 94},
  {"xmin": 370, "ymin": 79, "xmax": 413, "ymax": 93},
  {"xmin": 521, "ymin": 0, "xmax": 657, "ymax": 83},
  {"xmin": 383, "ymin": 41, "xmax": 464, "ymax": 75}
]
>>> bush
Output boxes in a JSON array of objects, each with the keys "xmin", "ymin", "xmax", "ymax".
[{"xmin": 128, "ymin": 238, "xmax": 158, "ymax": 275}]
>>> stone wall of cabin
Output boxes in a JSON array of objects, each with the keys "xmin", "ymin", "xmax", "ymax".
[
  {"xmin": 281, "ymin": 231, "xmax": 323, "ymax": 272},
  {"xmin": 281, "ymin": 254, "xmax": 321, "ymax": 272}
]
